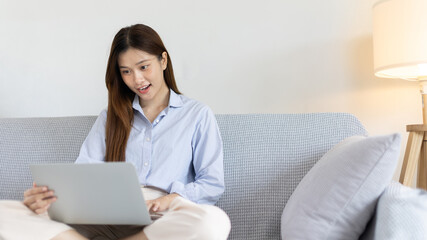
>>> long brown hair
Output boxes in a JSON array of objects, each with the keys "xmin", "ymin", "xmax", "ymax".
[{"xmin": 105, "ymin": 24, "xmax": 180, "ymax": 162}]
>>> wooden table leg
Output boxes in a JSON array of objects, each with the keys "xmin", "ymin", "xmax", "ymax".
[
  {"xmin": 418, "ymin": 140, "xmax": 427, "ymax": 190},
  {"xmin": 400, "ymin": 131, "xmax": 424, "ymax": 187}
]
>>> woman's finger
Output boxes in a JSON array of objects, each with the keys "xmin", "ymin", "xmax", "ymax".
[
  {"xmin": 23, "ymin": 186, "xmax": 48, "ymax": 198},
  {"xmin": 29, "ymin": 196, "xmax": 56, "ymax": 213},
  {"xmin": 23, "ymin": 194, "xmax": 36, "ymax": 207},
  {"xmin": 29, "ymin": 198, "xmax": 47, "ymax": 211},
  {"xmin": 146, "ymin": 201, "xmax": 153, "ymax": 211},
  {"xmin": 27, "ymin": 192, "xmax": 56, "ymax": 209},
  {"xmin": 35, "ymin": 202, "xmax": 52, "ymax": 214},
  {"xmin": 153, "ymin": 202, "xmax": 160, "ymax": 212},
  {"xmin": 24, "ymin": 190, "xmax": 54, "ymax": 205}
]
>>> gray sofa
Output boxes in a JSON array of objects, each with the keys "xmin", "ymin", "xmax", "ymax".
[{"xmin": 1, "ymin": 113, "xmax": 424, "ymax": 239}]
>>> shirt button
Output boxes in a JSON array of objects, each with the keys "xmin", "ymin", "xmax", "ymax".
[
  {"xmin": 144, "ymin": 162, "xmax": 148, "ymax": 166},
  {"xmin": 146, "ymin": 137, "xmax": 151, "ymax": 142},
  {"xmin": 155, "ymin": 119, "xmax": 159, "ymax": 123}
]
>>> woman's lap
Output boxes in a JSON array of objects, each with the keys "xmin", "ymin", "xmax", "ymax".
[
  {"xmin": 0, "ymin": 189, "xmax": 230, "ymax": 240},
  {"xmin": 0, "ymin": 200, "xmax": 72, "ymax": 240}
]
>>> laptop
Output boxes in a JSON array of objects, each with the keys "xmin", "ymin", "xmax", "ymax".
[{"xmin": 30, "ymin": 162, "xmax": 152, "ymax": 225}]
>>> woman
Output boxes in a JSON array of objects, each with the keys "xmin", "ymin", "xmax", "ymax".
[{"xmin": 4, "ymin": 24, "xmax": 230, "ymax": 240}]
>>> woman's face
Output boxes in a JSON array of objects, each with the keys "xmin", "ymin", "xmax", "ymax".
[{"xmin": 118, "ymin": 48, "xmax": 168, "ymax": 107}]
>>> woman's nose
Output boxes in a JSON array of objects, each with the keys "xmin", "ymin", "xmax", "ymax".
[{"xmin": 134, "ymin": 71, "xmax": 144, "ymax": 83}]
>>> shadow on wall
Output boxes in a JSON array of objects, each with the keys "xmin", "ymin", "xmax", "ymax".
[{"xmin": 278, "ymin": 35, "xmax": 410, "ymax": 114}]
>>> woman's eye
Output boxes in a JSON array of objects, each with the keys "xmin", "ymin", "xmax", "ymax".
[
  {"xmin": 141, "ymin": 65, "xmax": 148, "ymax": 70},
  {"xmin": 122, "ymin": 70, "xmax": 130, "ymax": 74}
]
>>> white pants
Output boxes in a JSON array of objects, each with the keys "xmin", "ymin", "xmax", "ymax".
[{"xmin": 0, "ymin": 187, "xmax": 230, "ymax": 240}]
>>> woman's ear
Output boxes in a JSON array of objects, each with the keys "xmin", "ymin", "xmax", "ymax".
[{"xmin": 161, "ymin": 52, "xmax": 168, "ymax": 70}]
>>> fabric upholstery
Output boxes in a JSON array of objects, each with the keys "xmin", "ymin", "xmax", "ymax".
[
  {"xmin": 0, "ymin": 113, "xmax": 367, "ymax": 240},
  {"xmin": 0, "ymin": 116, "xmax": 96, "ymax": 200},
  {"xmin": 280, "ymin": 134, "xmax": 400, "ymax": 240},
  {"xmin": 374, "ymin": 181, "xmax": 427, "ymax": 240},
  {"xmin": 215, "ymin": 113, "xmax": 367, "ymax": 239}
]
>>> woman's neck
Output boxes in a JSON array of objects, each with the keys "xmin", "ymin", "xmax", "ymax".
[{"xmin": 140, "ymin": 87, "xmax": 170, "ymax": 122}]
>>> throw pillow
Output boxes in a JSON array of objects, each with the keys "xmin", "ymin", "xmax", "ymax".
[
  {"xmin": 281, "ymin": 133, "xmax": 401, "ymax": 240},
  {"xmin": 374, "ymin": 181, "xmax": 427, "ymax": 240}
]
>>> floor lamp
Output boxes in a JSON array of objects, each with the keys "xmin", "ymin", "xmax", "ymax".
[{"xmin": 373, "ymin": 0, "xmax": 427, "ymax": 190}]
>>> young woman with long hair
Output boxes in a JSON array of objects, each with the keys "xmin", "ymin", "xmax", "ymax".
[{"xmin": 1, "ymin": 24, "xmax": 230, "ymax": 240}]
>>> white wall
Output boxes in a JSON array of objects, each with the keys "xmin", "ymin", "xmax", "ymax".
[{"xmin": 0, "ymin": 0, "xmax": 421, "ymax": 181}]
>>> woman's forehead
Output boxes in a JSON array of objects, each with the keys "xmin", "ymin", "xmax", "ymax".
[{"xmin": 118, "ymin": 48, "xmax": 156, "ymax": 65}]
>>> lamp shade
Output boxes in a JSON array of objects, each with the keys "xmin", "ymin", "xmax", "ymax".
[{"xmin": 373, "ymin": 0, "xmax": 427, "ymax": 80}]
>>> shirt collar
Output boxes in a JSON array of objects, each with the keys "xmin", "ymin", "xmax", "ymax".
[
  {"xmin": 132, "ymin": 89, "xmax": 184, "ymax": 113},
  {"xmin": 168, "ymin": 90, "xmax": 184, "ymax": 108}
]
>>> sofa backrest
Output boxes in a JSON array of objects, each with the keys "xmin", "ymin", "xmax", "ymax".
[
  {"xmin": 214, "ymin": 113, "xmax": 367, "ymax": 239},
  {"xmin": 0, "ymin": 113, "xmax": 367, "ymax": 239},
  {"xmin": 0, "ymin": 116, "xmax": 97, "ymax": 200}
]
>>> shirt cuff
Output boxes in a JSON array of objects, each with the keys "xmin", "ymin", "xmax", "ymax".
[{"xmin": 170, "ymin": 181, "xmax": 196, "ymax": 202}]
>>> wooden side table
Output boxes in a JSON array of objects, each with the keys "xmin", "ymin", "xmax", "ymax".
[{"xmin": 400, "ymin": 124, "xmax": 427, "ymax": 190}]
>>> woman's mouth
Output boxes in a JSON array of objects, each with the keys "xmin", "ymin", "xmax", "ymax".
[{"xmin": 138, "ymin": 84, "xmax": 151, "ymax": 94}]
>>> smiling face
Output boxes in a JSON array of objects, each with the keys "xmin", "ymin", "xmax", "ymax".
[{"xmin": 118, "ymin": 48, "xmax": 169, "ymax": 108}]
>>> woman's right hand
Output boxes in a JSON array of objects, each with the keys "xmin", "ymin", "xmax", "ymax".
[{"xmin": 23, "ymin": 182, "xmax": 57, "ymax": 214}]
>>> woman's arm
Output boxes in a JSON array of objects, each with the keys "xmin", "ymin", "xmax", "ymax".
[
  {"xmin": 170, "ymin": 106, "xmax": 225, "ymax": 204},
  {"xmin": 75, "ymin": 110, "xmax": 108, "ymax": 164}
]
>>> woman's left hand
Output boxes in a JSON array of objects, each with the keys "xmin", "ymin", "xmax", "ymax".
[{"xmin": 146, "ymin": 193, "xmax": 180, "ymax": 212}]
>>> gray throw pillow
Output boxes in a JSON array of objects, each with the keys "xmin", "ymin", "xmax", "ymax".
[
  {"xmin": 374, "ymin": 181, "xmax": 427, "ymax": 240},
  {"xmin": 281, "ymin": 134, "xmax": 401, "ymax": 240}
]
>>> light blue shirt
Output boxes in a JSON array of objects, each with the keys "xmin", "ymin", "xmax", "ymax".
[{"xmin": 75, "ymin": 90, "xmax": 224, "ymax": 204}]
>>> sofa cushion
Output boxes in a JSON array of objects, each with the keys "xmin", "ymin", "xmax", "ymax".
[
  {"xmin": 373, "ymin": 181, "xmax": 427, "ymax": 240},
  {"xmin": 281, "ymin": 134, "xmax": 400, "ymax": 239}
]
